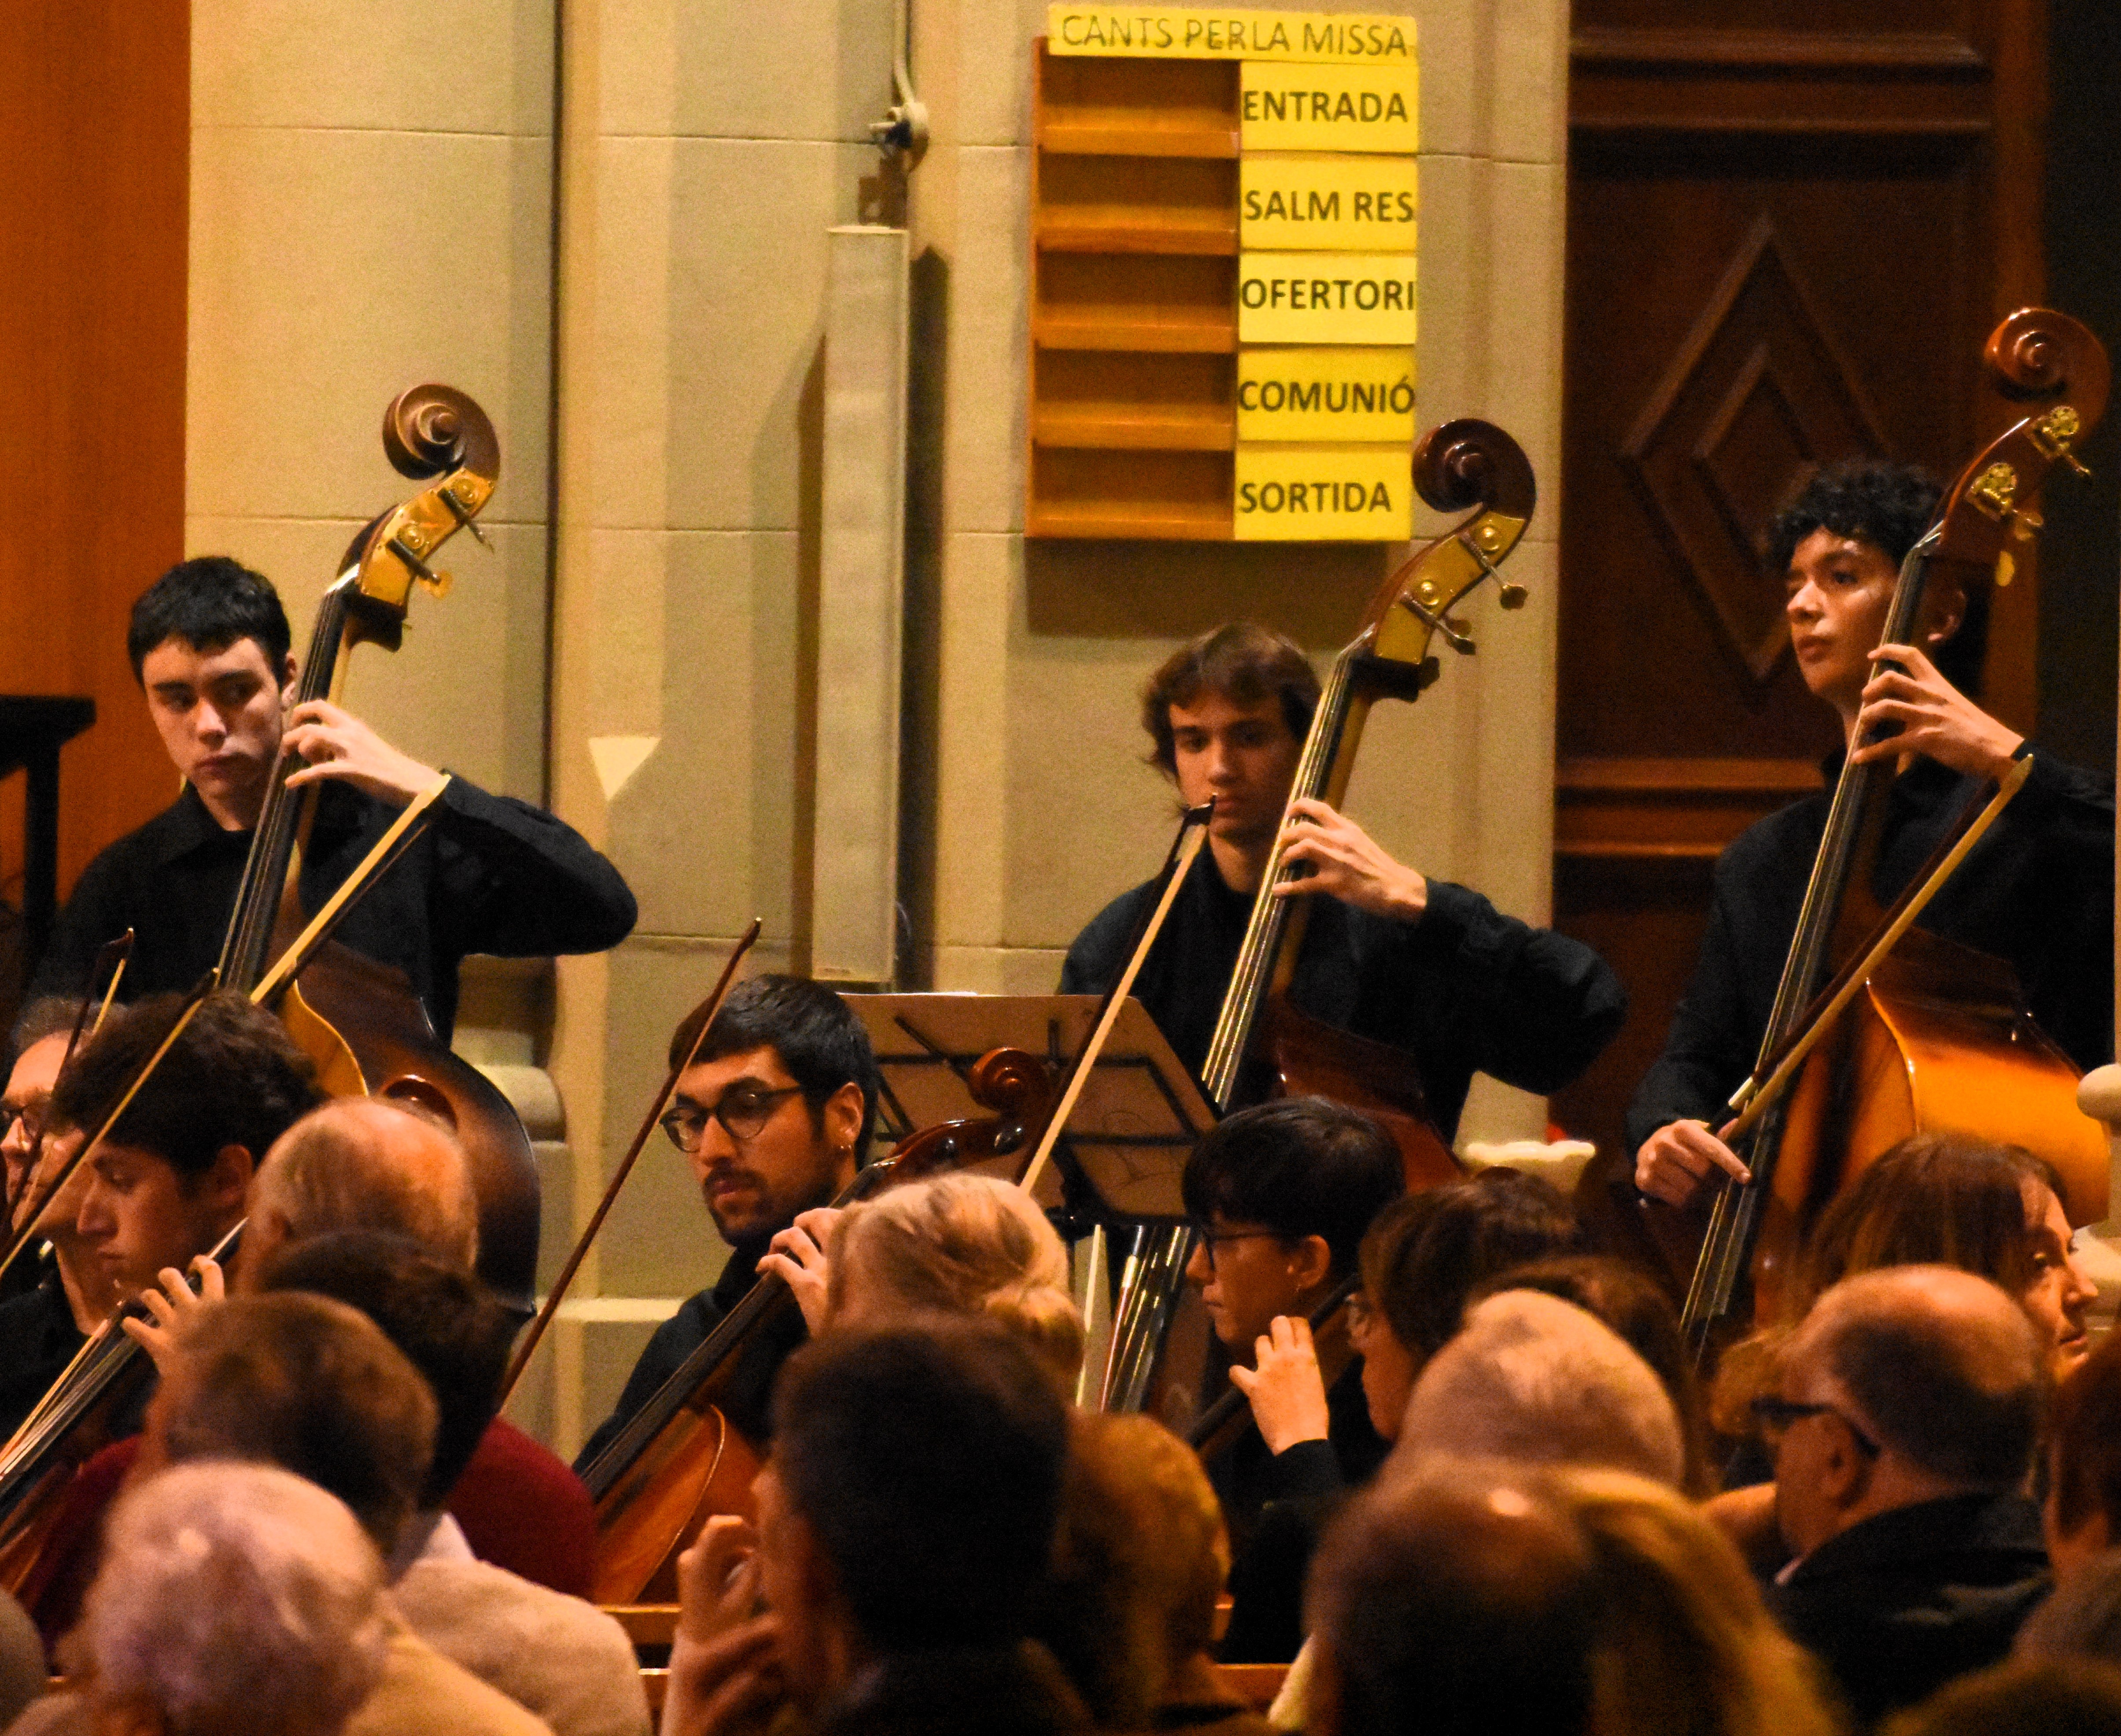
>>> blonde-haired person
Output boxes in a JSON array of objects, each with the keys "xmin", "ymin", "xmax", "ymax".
[
  {"xmin": 1551, "ymin": 1467, "xmax": 1844, "ymax": 1736},
  {"xmin": 763, "ymin": 1172, "xmax": 1084, "ymax": 1390}
]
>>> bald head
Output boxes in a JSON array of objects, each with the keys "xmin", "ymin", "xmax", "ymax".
[
  {"xmin": 1398, "ymin": 1290, "xmax": 1685, "ymax": 1487},
  {"xmin": 245, "ymin": 1099, "xmax": 478, "ymax": 1284},
  {"xmin": 1790, "ymin": 1265, "xmax": 2042, "ymax": 1488}
]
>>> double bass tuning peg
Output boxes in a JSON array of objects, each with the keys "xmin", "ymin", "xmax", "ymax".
[{"xmin": 1498, "ymin": 582, "xmax": 1528, "ymax": 609}]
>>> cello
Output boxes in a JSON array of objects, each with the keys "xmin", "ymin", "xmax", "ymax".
[
  {"xmin": 1673, "ymin": 309, "xmax": 2112, "ymax": 1355},
  {"xmin": 1104, "ymin": 417, "xmax": 1541, "ymax": 1410},
  {"xmin": 217, "ymin": 385, "xmax": 543, "ymax": 1310}
]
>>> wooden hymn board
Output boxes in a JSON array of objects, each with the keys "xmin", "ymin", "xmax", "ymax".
[{"xmin": 1029, "ymin": 6, "xmax": 1418, "ymax": 541}]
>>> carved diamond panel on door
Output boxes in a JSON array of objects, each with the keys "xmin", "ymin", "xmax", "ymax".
[{"xmin": 1621, "ymin": 216, "xmax": 1887, "ymax": 688}]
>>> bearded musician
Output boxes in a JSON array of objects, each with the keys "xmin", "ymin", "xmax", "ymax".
[
  {"xmin": 30, "ymin": 557, "xmax": 636, "ymax": 1041},
  {"xmin": 1630, "ymin": 461, "xmax": 2115, "ymax": 1209},
  {"xmin": 1063, "ymin": 622, "xmax": 1626, "ymax": 1139}
]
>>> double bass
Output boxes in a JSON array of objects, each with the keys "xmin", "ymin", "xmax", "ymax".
[
  {"xmin": 1104, "ymin": 418, "xmax": 1540, "ymax": 1411},
  {"xmin": 1672, "ymin": 309, "xmax": 2112, "ymax": 1354},
  {"xmin": 218, "ymin": 385, "xmax": 542, "ymax": 1309}
]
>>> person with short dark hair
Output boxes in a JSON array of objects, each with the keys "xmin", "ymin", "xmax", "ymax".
[
  {"xmin": 45, "ymin": 991, "xmax": 321, "ymax": 1305},
  {"xmin": 1306, "ymin": 1465, "xmax": 1602, "ymax": 1736},
  {"xmin": 574, "ymin": 976, "xmax": 879, "ymax": 1473},
  {"xmin": 1632, "ymin": 459, "xmax": 2114, "ymax": 1209},
  {"xmin": 30, "ymin": 554, "xmax": 636, "ymax": 1043},
  {"xmin": 1062, "ymin": 621, "xmax": 1624, "ymax": 1144},
  {"xmin": 660, "ymin": 1322, "xmax": 1088, "ymax": 1736},
  {"xmin": 1762, "ymin": 1265, "xmax": 2051, "ymax": 1724}
]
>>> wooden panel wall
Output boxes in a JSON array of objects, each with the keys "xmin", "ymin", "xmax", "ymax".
[
  {"xmin": 0, "ymin": 4, "xmax": 189, "ymax": 1009},
  {"xmin": 1550, "ymin": 0, "xmax": 2045, "ymax": 1162}
]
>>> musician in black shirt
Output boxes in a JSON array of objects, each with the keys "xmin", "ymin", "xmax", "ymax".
[
  {"xmin": 1630, "ymin": 461, "xmax": 2114, "ymax": 1206},
  {"xmin": 1062, "ymin": 623, "xmax": 1624, "ymax": 1140},
  {"xmin": 30, "ymin": 556, "xmax": 636, "ymax": 1041}
]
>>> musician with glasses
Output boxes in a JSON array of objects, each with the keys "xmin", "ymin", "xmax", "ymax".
[
  {"xmin": 1177, "ymin": 1099, "xmax": 1402, "ymax": 1605},
  {"xmin": 572, "ymin": 975, "xmax": 879, "ymax": 1473}
]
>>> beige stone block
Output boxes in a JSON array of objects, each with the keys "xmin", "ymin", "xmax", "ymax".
[
  {"xmin": 594, "ymin": 0, "xmax": 895, "ymax": 145},
  {"xmin": 193, "ymin": 0, "xmax": 554, "ymax": 137},
  {"xmin": 948, "ymin": 0, "xmax": 1048, "ymax": 146},
  {"xmin": 932, "ymin": 531, "xmax": 1016, "ymax": 947},
  {"xmin": 580, "ymin": 137, "xmax": 677, "ymax": 532},
  {"xmin": 1405, "ymin": 150, "xmax": 1485, "ymax": 444},
  {"xmin": 1481, "ymin": 159, "xmax": 1565, "ymax": 491},
  {"xmin": 942, "ymin": 145, "xmax": 1031, "ymax": 536},
  {"xmin": 1338, "ymin": 639, "xmax": 1479, "ymax": 886},
  {"xmin": 188, "ymin": 129, "xmax": 553, "ymax": 521},
  {"xmin": 599, "ymin": 530, "xmax": 804, "ymax": 943},
  {"xmin": 658, "ymin": 140, "xmax": 878, "ymax": 532},
  {"xmin": 1413, "ymin": 0, "xmax": 1487, "ymax": 159},
  {"xmin": 182, "ymin": 515, "xmax": 550, "ymax": 800},
  {"xmin": 1468, "ymin": 534, "xmax": 1557, "ymax": 920},
  {"xmin": 1002, "ymin": 636, "xmax": 1186, "ymax": 949},
  {"xmin": 925, "ymin": 944, "xmax": 1069, "ymax": 994},
  {"xmin": 590, "ymin": 934, "xmax": 798, "ymax": 1296},
  {"xmin": 1491, "ymin": 0, "xmax": 1568, "ymax": 166}
]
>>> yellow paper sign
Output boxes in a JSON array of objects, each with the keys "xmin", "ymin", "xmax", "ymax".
[
  {"xmin": 1237, "ymin": 252, "xmax": 1416, "ymax": 344},
  {"xmin": 1241, "ymin": 156, "xmax": 1417, "ymax": 251},
  {"xmin": 1240, "ymin": 62, "xmax": 1418, "ymax": 152},
  {"xmin": 1235, "ymin": 445, "xmax": 1412, "ymax": 540},
  {"xmin": 1237, "ymin": 347, "xmax": 1414, "ymax": 442},
  {"xmin": 1046, "ymin": 6, "xmax": 1414, "ymax": 63}
]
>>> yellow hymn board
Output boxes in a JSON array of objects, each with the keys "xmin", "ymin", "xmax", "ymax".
[{"xmin": 1030, "ymin": 8, "xmax": 1418, "ymax": 540}]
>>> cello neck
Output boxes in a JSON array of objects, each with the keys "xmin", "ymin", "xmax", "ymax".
[{"xmin": 1199, "ymin": 645, "xmax": 1364, "ymax": 1109}]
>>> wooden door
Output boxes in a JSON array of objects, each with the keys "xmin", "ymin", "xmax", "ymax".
[
  {"xmin": 0, "ymin": 2, "xmax": 188, "ymax": 1018},
  {"xmin": 1550, "ymin": 0, "xmax": 2046, "ymax": 1166}
]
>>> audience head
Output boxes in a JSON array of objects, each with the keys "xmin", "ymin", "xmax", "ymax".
[
  {"xmin": 1139, "ymin": 622, "xmax": 1319, "ymax": 780},
  {"xmin": 2041, "ymin": 1330, "xmax": 2121, "ymax": 1581},
  {"xmin": 826, "ymin": 1172, "xmax": 1084, "ymax": 1387},
  {"xmin": 1550, "ymin": 1467, "xmax": 1840, "ymax": 1736},
  {"xmin": 80, "ymin": 1461, "xmax": 388, "ymax": 1736},
  {"xmin": 2018, "ymin": 1547, "xmax": 2121, "ymax": 1667},
  {"xmin": 146, "ymin": 1291, "xmax": 437, "ymax": 1556},
  {"xmin": 1472, "ymin": 1253, "xmax": 1710, "ymax": 1493},
  {"xmin": 1397, "ymin": 1290, "xmax": 1686, "ymax": 1487},
  {"xmin": 761, "ymin": 1321, "xmax": 1069, "ymax": 1698},
  {"xmin": 1308, "ymin": 1463, "xmax": 1600, "ymax": 1736},
  {"xmin": 1352, "ymin": 1170, "xmax": 1582, "ymax": 1438},
  {"xmin": 1795, "ymin": 1131, "xmax": 2093, "ymax": 1378},
  {"xmin": 258, "ymin": 1230, "xmax": 516, "ymax": 1507},
  {"xmin": 1881, "ymin": 1657, "xmax": 2121, "ymax": 1736},
  {"xmin": 1033, "ymin": 1413, "xmax": 1230, "ymax": 1727},
  {"xmin": 45, "ymin": 991, "xmax": 321, "ymax": 1296},
  {"xmin": 662, "ymin": 975, "xmax": 878, "ymax": 1244},
  {"xmin": 242, "ymin": 1097, "xmax": 478, "ymax": 1286},
  {"xmin": 1182, "ymin": 1097, "xmax": 1404, "ymax": 1352},
  {"xmin": 1770, "ymin": 1265, "xmax": 2043, "ymax": 1560}
]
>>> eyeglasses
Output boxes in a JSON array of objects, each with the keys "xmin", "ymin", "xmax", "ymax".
[
  {"xmin": 1749, "ymin": 1395, "xmax": 1881, "ymax": 1459},
  {"xmin": 1191, "ymin": 1225, "xmax": 1288, "ymax": 1272},
  {"xmin": 1, "ymin": 1098, "xmax": 46, "ymax": 1146},
  {"xmin": 659, "ymin": 1086, "xmax": 807, "ymax": 1153}
]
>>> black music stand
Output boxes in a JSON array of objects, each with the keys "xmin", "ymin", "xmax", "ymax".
[
  {"xmin": 841, "ymin": 993, "xmax": 1213, "ymax": 1225},
  {"xmin": 0, "ymin": 697, "xmax": 96, "ymax": 976}
]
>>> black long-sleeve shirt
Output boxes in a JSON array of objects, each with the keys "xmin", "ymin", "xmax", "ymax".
[
  {"xmin": 1061, "ymin": 851, "xmax": 1627, "ymax": 1141},
  {"xmin": 30, "ymin": 778, "xmax": 637, "ymax": 1042},
  {"xmin": 1627, "ymin": 748, "xmax": 2114, "ymax": 1156}
]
